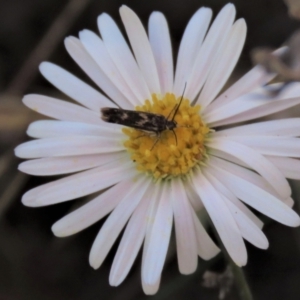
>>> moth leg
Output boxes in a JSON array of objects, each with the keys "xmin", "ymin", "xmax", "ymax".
[
  {"xmin": 135, "ymin": 131, "xmax": 156, "ymax": 140},
  {"xmin": 135, "ymin": 133, "xmax": 149, "ymax": 139},
  {"xmin": 150, "ymin": 132, "xmax": 161, "ymax": 150},
  {"xmin": 171, "ymin": 129, "xmax": 177, "ymax": 145}
]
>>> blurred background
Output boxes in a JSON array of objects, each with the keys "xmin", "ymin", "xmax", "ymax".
[{"xmin": 1, "ymin": 0, "xmax": 300, "ymax": 299}]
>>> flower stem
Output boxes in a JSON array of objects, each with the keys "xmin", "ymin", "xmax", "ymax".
[
  {"xmin": 229, "ymin": 260, "xmax": 253, "ymax": 300},
  {"xmin": 209, "ymin": 218, "xmax": 254, "ymax": 300}
]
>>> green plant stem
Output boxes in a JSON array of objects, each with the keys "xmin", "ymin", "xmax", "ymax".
[
  {"xmin": 210, "ymin": 219, "xmax": 253, "ymax": 300},
  {"xmin": 229, "ymin": 260, "xmax": 253, "ymax": 300}
]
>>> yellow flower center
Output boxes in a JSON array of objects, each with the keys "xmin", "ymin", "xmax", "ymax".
[{"xmin": 123, "ymin": 93, "xmax": 210, "ymax": 179}]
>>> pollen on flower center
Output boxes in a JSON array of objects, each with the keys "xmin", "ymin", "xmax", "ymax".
[{"xmin": 123, "ymin": 93, "xmax": 210, "ymax": 179}]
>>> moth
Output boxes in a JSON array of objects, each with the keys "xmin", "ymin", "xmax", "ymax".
[{"xmin": 101, "ymin": 85, "xmax": 187, "ymax": 149}]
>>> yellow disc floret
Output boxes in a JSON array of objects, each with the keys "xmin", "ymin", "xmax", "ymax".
[{"xmin": 123, "ymin": 93, "xmax": 210, "ymax": 179}]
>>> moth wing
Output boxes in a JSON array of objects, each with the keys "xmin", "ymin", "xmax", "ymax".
[{"xmin": 101, "ymin": 108, "xmax": 166, "ymax": 132}]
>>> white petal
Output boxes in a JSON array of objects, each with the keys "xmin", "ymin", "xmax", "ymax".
[
  {"xmin": 207, "ymin": 163, "xmax": 300, "ymax": 227},
  {"xmin": 266, "ymin": 156, "xmax": 300, "ymax": 180},
  {"xmin": 173, "ymin": 7, "xmax": 212, "ymax": 96},
  {"xmin": 205, "ymin": 65, "xmax": 272, "ymax": 114},
  {"xmin": 120, "ymin": 6, "xmax": 161, "ymax": 94},
  {"xmin": 39, "ymin": 62, "xmax": 114, "ymax": 111},
  {"xmin": 141, "ymin": 185, "xmax": 162, "ymax": 294},
  {"xmin": 79, "ymin": 30, "xmax": 138, "ymax": 106},
  {"xmin": 208, "ymin": 155, "xmax": 291, "ymax": 204},
  {"xmin": 89, "ymin": 176, "xmax": 151, "ymax": 269},
  {"xmin": 142, "ymin": 183, "xmax": 161, "ymax": 260},
  {"xmin": 191, "ymin": 169, "xmax": 247, "ymax": 266},
  {"xmin": 142, "ymin": 183, "xmax": 173, "ymax": 285},
  {"xmin": 285, "ymin": 197, "xmax": 295, "ymax": 208},
  {"xmin": 52, "ymin": 178, "xmax": 135, "ymax": 237},
  {"xmin": 64, "ymin": 37, "xmax": 131, "ymax": 109},
  {"xmin": 205, "ymin": 82, "xmax": 300, "ymax": 127},
  {"xmin": 209, "ymin": 147, "xmax": 248, "ymax": 169},
  {"xmin": 205, "ymin": 47, "xmax": 287, "ymax": 114},
  {"xmin": 204, "ymin": 83, "xmax": 277, "ymax": 123},
  {"xmin": 213, "ymin": 118, "xmax": 300, "ymax": 137},
  {"xmin": 148, "ymin": 12, "xmax": 173, "ymax": 94},
  {"xmin": 22, "ymin": 94, "xmax": 103, "ymax": 125},
  {"xmin": 18, "ymin": 152, "xmax": 124, "ymax": 176},
  {"xmin": 203, "ymin": 168, "xmax": 263, "ymax": 229},
  {"xmin": 15, "ymin": 136, "xmax": 123, "ymax": 159},
  {"xmin": 208, "ymin": 138, "xmax": 291, "ymax": 198},
  {"xmin": 109, "ymin": 182, "xmax": 154, "ymax": 286},
  {"xmin": 212, "ymin": 98, "xmax": 300, "ymax": 127},
  {"xmin": 27, "ymin": 120, "xmax": 122, "ymax": 139},
  {"xmin": 185, "ymin": 179, "xmax": 204, "ymax": 211},
  {"xmin": 98, "ymin": 13, "xmax": 151, "ymax": 103},
  {"xmin": 223, "ymin": 136, "xmax": 300, "ymax": 157},
  {"xmin": 185, "ymin": 3, "xmax": 236, "ymax": 100},
  {"xmin": 22, "ymin": 156, "xmax": 135, "ymax": 206},
  {"xmin": 191, "ymin": 208, "xmax": 220, "ymax": 260},
  {"xmin": 198, "ymin": 18, "xmax": 246, "ymax": 109},
  {"xmin": 171, "ymin": 179, "xmax": 198, "ymax": 274},
  {"xmin": 222, "ymin": 196, "xmax": 269, "ymax": 249},
  {"xmin": 142, "ymin": 277, "xmax": 161, "ymax": 296}
]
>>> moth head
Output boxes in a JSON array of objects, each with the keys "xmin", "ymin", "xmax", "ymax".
[{"xmin": 165, "ymin": 120, "xmax": 177, "ymax": 130}]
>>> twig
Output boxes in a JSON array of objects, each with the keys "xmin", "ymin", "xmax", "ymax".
[
  {"xmin": 0, "ymin": 172, "xmax": 28, "ymax": 218},
  {"xmin": 5, "ymin": 0, "xmax": 93, "ymax": 96}
]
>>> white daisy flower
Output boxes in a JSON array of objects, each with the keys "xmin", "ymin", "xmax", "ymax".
[{"xmin": 15, "ymin": 3, "xmax": 300, "ymax": 295}]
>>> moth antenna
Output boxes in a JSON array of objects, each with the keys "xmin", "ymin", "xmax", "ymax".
[
  {"xmin": 171, "ymin": 82, "xmax": 187, "ymax": 122},
  {"xmin": 166, "ymin": 103, "xmax": 177, "ymax": 120},
  {"xmin": 150, "ymin": 133, "xmax": 161, "ymax": 151},
  {"xmin": 165, "ymin": 82, "xmax": 187, "ymax": 121}
]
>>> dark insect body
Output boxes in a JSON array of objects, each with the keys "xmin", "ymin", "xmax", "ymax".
[
  {"xmin": 101, "ymin": 84, "xmax": 187, "ymax": 149},
  {"xmin": 101, "ymin": 109, "xmax": 177, "ymax": 133}
]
